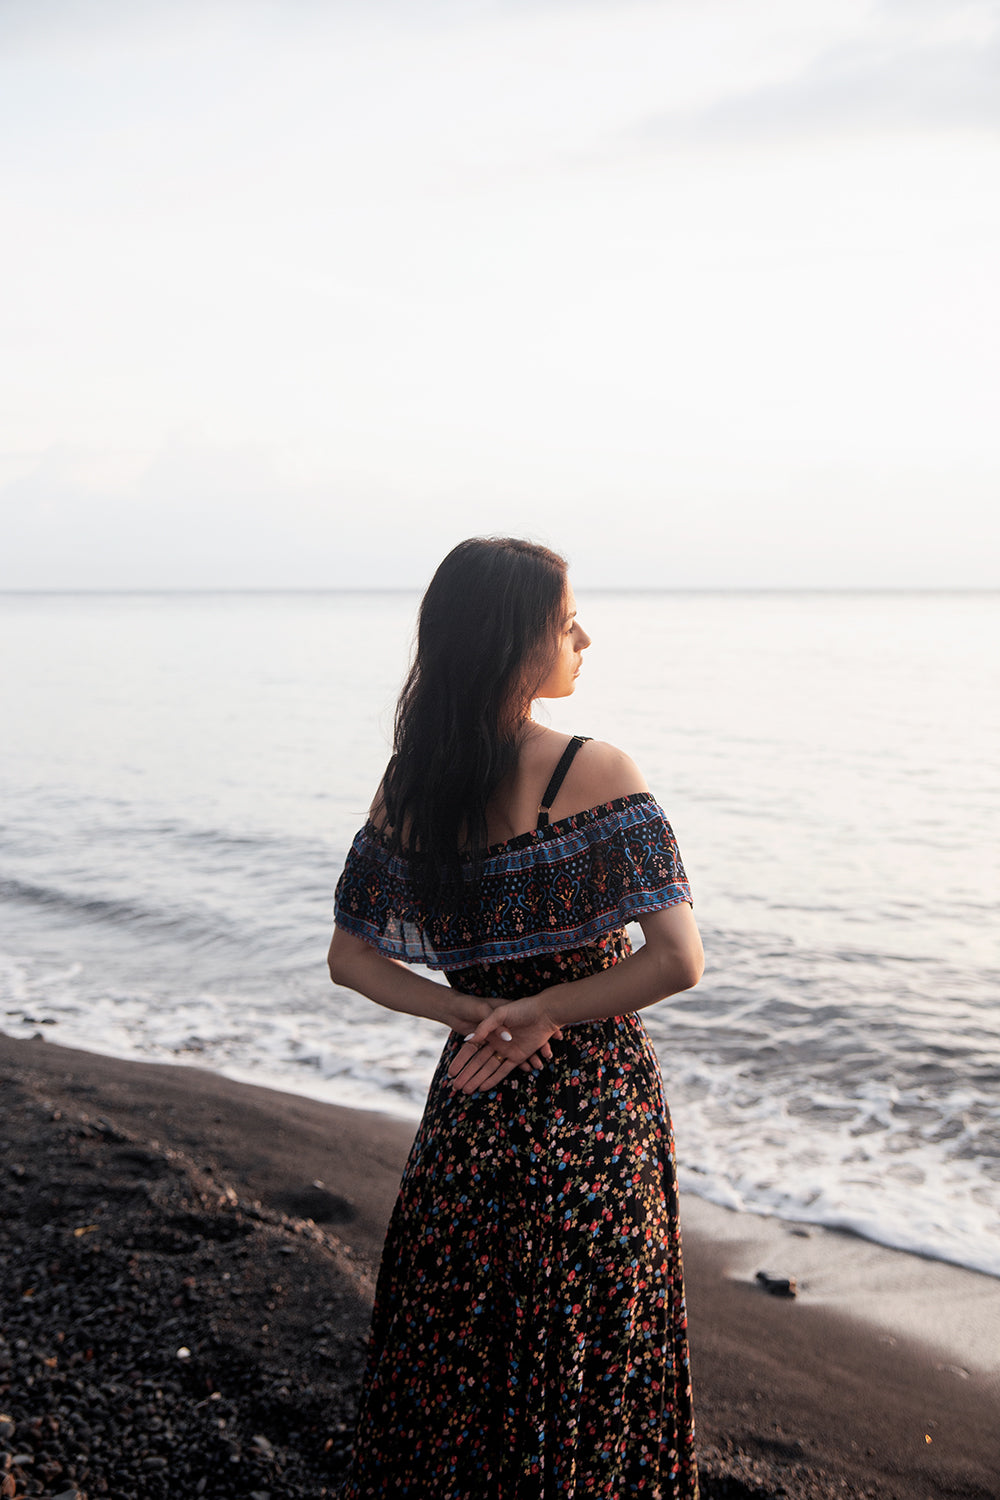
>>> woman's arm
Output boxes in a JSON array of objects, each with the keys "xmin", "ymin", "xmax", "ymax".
[
  {"xmin": 327, "ymin": 927, "xmax": 493, "ymax": 1035},
  {"xmin": 447, "ymin": 901, "xmax": 703, "ymax": 1094},
  {"xmin": 327, "ymin": 927, "xmax": 558, "ymax": 1070}
]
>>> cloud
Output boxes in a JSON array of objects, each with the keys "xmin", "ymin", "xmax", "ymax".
[
  {"xmin": 0, "ymin": 439, "xmax": 315, "ymax": 589},
  {"xmin": 634, "ymin": 22, "xmax": 1000, "ymax": 145}
]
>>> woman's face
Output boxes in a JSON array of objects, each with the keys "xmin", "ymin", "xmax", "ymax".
[{"xmin": 534, "ymin": 584, "xmax": 592, "ymax": 700}]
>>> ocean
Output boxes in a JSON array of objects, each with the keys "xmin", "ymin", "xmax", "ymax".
[{"xmin": 2, "ymin": 589, "xmax": 998, "ymax": 1278}]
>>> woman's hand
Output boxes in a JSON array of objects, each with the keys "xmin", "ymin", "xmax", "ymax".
[
  {"xmin": 439, "ymin": 991, "xmax": 497, "ymax": 1037},
  {"xmin": 447, "ymin": 993, "xmax": 563, "ymax": 1095}
]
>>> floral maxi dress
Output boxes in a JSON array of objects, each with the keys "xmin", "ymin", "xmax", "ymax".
[{"xmin": 333, "ymin": 788, "xmax": 699, "ymax": 1499}]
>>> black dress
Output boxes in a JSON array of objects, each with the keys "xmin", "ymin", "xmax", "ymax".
[{"xmin": 333, "ymin": 749, "xmax": 698, "ymax": 1498}]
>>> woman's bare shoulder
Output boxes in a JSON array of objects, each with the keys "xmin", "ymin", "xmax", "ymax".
[{"xmin": 558, "ymin": 737, "xmax": 650, "ymax": 813}]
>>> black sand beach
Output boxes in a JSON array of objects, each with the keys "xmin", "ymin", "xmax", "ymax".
[{"xmin": 2, "ymin": 1032, "xmax": 998, "ymax": 1500}]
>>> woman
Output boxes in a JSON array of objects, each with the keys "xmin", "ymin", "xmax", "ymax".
[{"xmin": 328, "ymin": 537, "xmax": 703, "ymax": 1499}]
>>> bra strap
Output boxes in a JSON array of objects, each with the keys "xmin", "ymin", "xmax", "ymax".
[{"xmin": 538, "ymin": 735, "xmax": 592, "ymax": 826}]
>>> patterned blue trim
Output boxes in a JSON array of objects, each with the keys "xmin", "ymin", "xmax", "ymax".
[{"xmin": 333, "ymin": 889, "xmax": 691, "ymax": 969}]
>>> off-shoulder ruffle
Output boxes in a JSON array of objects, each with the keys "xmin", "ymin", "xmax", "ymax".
[{"xmin": 332, "ymin": 793, "xmax": 692, "ymax": 971}]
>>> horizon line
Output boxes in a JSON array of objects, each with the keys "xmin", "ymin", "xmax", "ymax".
[{"xmin": 1, "ymin": 585, "xmax": 997, "ymax": 597}]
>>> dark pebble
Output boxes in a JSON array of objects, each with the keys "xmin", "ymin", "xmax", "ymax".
[{"xmin": 755, "ymin": 1269, "xmax": 798, "ymax": 1298}]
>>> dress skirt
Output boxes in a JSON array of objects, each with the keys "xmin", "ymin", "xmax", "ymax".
[{"xmin": 340, "ymin": 1011, "xmax": 699, "ymax": 1500}]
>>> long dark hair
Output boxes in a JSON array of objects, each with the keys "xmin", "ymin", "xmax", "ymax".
[{"xmin": 381, "ymin": 537, "xmax": 568, "ymax": 897}]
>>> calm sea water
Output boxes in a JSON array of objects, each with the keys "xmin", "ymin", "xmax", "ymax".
[{"xmin": 2, "ymin": 590, "xmax": 998, "ymax": 1277}]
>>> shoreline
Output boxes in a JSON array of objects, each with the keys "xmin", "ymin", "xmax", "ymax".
[
  {"xmin": 3, "ymin": 1031, "xmax": 999, "ymax": 1499},
  {"xmin": 13, "ymin": 1022, "xmax": 999, "ymax": 1292}
]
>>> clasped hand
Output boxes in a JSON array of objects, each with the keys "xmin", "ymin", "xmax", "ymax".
[{"xmin": 447, "ymin": 993, "xmax": 563, "ymax": 1095}]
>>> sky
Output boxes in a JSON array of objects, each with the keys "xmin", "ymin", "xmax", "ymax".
[{"xmin": 2, "ymin": 0, "xmax": 999, "ymax": 589}]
